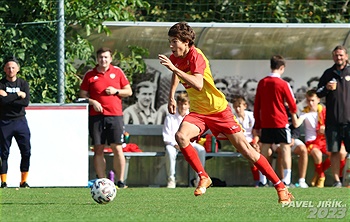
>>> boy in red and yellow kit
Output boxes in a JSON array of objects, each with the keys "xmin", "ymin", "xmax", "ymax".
[{"xmin": 158, "ymin": 22, "xmax": 293, "ymax": 204}]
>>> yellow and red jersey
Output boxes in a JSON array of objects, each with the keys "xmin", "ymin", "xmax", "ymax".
[{"xmin": 170, "ymin": 46, "xmax": 227, "ymax": 114}]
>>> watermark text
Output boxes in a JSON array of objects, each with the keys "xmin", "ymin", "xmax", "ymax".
[{"xmin": 282, "ymin": 200, "xmax": 347, "ymax": 219}]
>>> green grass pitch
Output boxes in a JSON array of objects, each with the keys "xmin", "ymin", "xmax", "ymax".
[{"xmin": 1, "ymin": 187, "xmax": 349, "ymax": 221}]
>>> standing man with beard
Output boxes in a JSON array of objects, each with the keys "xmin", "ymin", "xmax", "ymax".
[{"xmin": 316, "ymin": 45, "xmax": 350, "ymax": 187}]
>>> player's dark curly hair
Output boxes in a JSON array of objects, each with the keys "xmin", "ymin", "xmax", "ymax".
[{"xmin": 168, "ymin": 22, "xmax": 195, "ymax": 46}]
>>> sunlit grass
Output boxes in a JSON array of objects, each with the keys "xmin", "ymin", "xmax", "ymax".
[{"xmin": 0, "ymin": 187, "xmax": 349, "ymax": 221}]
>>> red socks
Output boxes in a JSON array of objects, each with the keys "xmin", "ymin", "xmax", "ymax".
[
  {"xmin": 315, "ymin": 163, "xmax": 325, "ymax": 178},
  {"xmin": 339, "ymin": 158, "xmax": 346, "ymax": 177},
  {"xmin": 322, "ymin": 158, "xmax": 331, "ymax": 171},
  {"xmin": 180, "ymin": 144, "xmax": 208, "ymax": 178},
  {"xmin": 251, "ymin": 166, "xmax": 259, "ymax": 181},
  {"xmin": 254, "ymin": 154, "xmax": 284, "ymax": 189}
]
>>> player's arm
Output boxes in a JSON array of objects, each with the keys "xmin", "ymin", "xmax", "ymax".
[
  {"xmin": 176, "ymin": 71, "xmax": 203, "ymax": 91},
  {"xmin": 167, "ymin": 74, "xmax": 179, "ymax": 114},
  {"xmin": 159, "ymin": 54, "xmax": 203, "ymax": 91}
]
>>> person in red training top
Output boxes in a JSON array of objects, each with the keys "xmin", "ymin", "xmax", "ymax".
[
  {"xmin": 158, "ymin": 22, "xmax": 293, "ymax": 204},
  {"xmin": 253, "ymin": 55, "xmax": 297, "ymax": 188},
  {"xmin": 80, "ymin": 47, "xmax": 132, "ymax": 189}
]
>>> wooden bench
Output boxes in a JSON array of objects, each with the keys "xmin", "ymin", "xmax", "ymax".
[{"xmin": 89, "ymin": 125, "xmax": 241, "ymax": 184}]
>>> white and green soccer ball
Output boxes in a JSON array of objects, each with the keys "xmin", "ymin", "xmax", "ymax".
[{"xmin": 91, "ymin": 178, "xmax": 117, "ymax": 204}]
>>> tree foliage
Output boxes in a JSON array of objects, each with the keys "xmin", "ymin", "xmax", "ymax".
[
  {"xmin": 146, "ymin": 0, "xmax": 350, "ymax": 23},
  {"xmin": 0, "ymin": 0, "xmax": 150, "ymax": 103},
  {"xmin": 0, "ymin": 0, "xmax": 349, "ymax": 103}
]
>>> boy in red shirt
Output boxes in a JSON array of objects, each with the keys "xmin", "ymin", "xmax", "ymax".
[{"xmin": 253, "ymin": 55, "xmax": 297, "ymax": 187}]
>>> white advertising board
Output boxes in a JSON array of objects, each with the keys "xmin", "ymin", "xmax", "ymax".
[{"xmin": 6, "ymin": 104, "xmax": 89, "ymax": 187}]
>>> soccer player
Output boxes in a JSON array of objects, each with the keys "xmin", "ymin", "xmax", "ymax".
[{"xmin": 158, "ymin": 22, "xmax": 293, "ymax": 203}]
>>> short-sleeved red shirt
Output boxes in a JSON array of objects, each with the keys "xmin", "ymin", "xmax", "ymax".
[{"xmin": 80, "ymin": 64, "xmax": 130, "ymax": 116}]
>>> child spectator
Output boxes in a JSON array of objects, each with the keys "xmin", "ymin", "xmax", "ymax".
[
  {"xmin": 232, "ymin": 95, "xmax": 263, "ymax": 187},
  {"xmin": 162, "ymin": 92, "xmax": 206, "ymax": 188},
  {"xmin": 292, "ymin": 89, "xmax": 346, "ymax": 187}
]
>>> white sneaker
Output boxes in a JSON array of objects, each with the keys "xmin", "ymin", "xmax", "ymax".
[
  {"xmin": 299, "ymin": 181, "xmax": 309, "ymax": 188},
  {"xmin": 167, "ymin": 178, "xmax": 176, "ymax": 188}
]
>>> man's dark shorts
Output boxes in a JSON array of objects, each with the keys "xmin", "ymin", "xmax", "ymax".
[
  {"xmin": 326, "ymin": 124, "xmax": 350, "ymax": 153},
  {"xmin": 89, "ymin": 115, "xmax": 124, "ymax": 145},
  {"xmin": 260, "ymin": 127, "xmax": 292, "ymax": 144}
]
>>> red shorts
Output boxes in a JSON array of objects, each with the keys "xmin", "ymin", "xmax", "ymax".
[
  {"xmin": 305, "ymin": 135, "xmax": 327, "ymax": 154},
  {"xmin": 183, "ymin": 106, "xmax": 242, "ymax": 140}
]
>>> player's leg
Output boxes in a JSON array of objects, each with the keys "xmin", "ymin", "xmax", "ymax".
[
  {"xmin": 249, "ymin": 161, "xmax": 260, "ymax": 187},
  {"xmin": 176, "ymin": 121, "xmax": 207, "ymax": 177},
  {"xmin": 165, "ymin": 145, "xmax": 178, "ymax": 188},
  {"xmin": 176, "ymin": 119, "xmax": 211, "ymax": 196},
  {"xmin": 192, "ymin": 142, "xmax": 206, "ymax": 186},
  {"xmin": 192, "ymin": 142, "xmax": 206, "ymax": 168},
  {"xmin": 226, "ymin": 131, "xmax": 293, "ymax": 203}
]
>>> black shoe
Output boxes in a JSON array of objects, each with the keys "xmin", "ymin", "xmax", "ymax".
[
  {"xmin": 20, "ymin": 182, "xmax": 30, "ymax": 188},
  {"xmin": 258, "ymin": 182, "xmax": 269, "ymax": 187},
  {"xmin": 116, "ymin": 181, "xmax": 128, "ymax": 189},
  {"xmin": 1, "ymin": 182, "xmax": 7, "ymax": 188}
]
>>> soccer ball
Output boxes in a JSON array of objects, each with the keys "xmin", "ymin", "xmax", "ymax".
[{"xmin": 91, "ymin": 178, "xmax": 117, "ymax": 204}]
